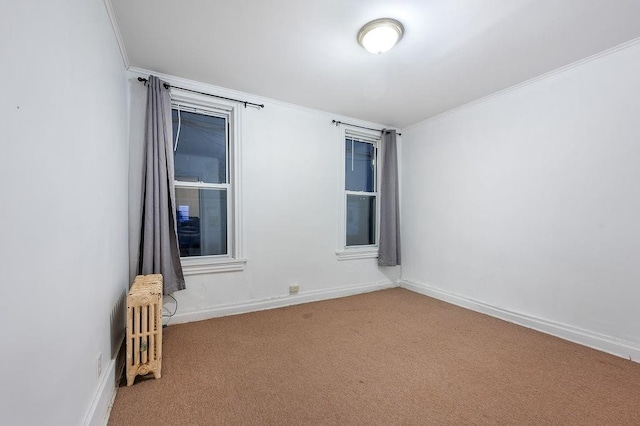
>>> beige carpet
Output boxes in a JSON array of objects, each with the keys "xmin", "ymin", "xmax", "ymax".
[{"xmin": 109, "ymin": 288, "xmax": 640, "ymax": 425}]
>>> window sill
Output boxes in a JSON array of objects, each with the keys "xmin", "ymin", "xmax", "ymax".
[
  {"xmin": 181, "ymin": 257, "xmax": 247, "ymax": 275},
  {"xmin": 336, "ymin": 249, "xmax": 379, "ymax": 261}
]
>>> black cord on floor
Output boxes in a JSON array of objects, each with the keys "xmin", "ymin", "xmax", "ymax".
[{"xmin": 162, "ymin": 293, "xmax": 178, "ymax": 328}]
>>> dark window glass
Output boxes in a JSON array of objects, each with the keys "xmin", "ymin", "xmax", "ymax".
[
  {"xmin": 346, "ymin": 195, "xmax": 376, "ymax": 246},
  {"xmin": 345, "ymin": 139, "xmax": 375, "ymax": 192},
  {"xmin": 176, "ymin": 188, "xmax": 228, "ymax": 256},
  {"xmin": 172, "ymin": 109, "xmax": 227, "ymax": 184}
]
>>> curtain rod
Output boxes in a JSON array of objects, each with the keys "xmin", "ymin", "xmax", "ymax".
[
  {"xmin": 331, "ymin": 120, "xmax": 401, "ymax": 136},
  {"xmin": 137, "ymin": 77, "xmax": 264, "ymax": 109}
]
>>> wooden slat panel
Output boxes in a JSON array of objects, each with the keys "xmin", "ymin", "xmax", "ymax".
[
  {"xmin": 141, "ymin": 304, "xmax": 148, "ymax": 364},
  {"xmin": 156, "ymin": 301, "xmax": 163, "ymax": 365},
  {"xmin": 126, "ymin": 274, "xmax": 163, "ymax": 384},
  {"xmin": 149, "ymin": 303, "xmax": 155, "ymax": 362},
  {"xmin": 134, "ymin": 306, "xmax": 140, "ymax": 367}
]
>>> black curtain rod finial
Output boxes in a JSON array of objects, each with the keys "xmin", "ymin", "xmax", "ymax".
[
  {"xmin": 137, "ymin": 77, "xmax": 264, "ymax": 109},
  {"xmin": 331, "ymin": 119, "xmax": 401, "ymax": 136}
]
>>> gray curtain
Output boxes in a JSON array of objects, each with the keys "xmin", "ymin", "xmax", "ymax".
[
  {"xmin": 139, "ymin": 75, "xmax": 185, "ymax": 294},
  {"xmin": 378, "ymin": 129, "xmax": 401, "ymax": 266}
]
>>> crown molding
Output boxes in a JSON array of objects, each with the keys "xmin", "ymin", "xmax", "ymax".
[
  {"xmin": 403, "ymin": 36, "xmax": 640, "ymax": 133},
  {"xmin": 127, "ymin": 67, "xmax": 396, "ymax": 132},
  {"xmin": 103, "ymin": 0, "xmax": 130, "ymax": 69}
]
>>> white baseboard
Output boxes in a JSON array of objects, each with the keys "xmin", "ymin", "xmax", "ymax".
[
  {"xmin": 171, "ymin": 280, "xmax": 398, "ymax": 324},
  {"xmin": 400, "ymin": 279, "xmax": 640, "ymax": 363},
  {"xmin": 83, "ymin": 359, "xmax": 117, "ymax": 426},
  {"xmin": 83, "ymin": 335, "xmax": 124, "ymax": 426}
]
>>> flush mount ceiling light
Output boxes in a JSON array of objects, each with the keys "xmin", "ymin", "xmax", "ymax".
[{"xmin": 357, "ymin": 18, "xmax": 404, "ymax": 54}]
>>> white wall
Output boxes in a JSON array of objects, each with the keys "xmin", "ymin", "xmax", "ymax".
[
  {"xmin": 401, "ymin": 42, "xmax": 640, "ymax": 357},
  {"xmin": 0, "ymin": 1, "xmax": 129, "ymax": 424},
  {"xmin": 128, "ymin": 71, "xmax": 400, "ymax": 322}
]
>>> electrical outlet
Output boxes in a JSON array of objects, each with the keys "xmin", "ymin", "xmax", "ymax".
[
  {"xmin": 97, "ymin": 353, "xmax": 102, "ymax": 379},
  {"xmin": 289, "ymin": 284, "xmax": 299, "ymax": 294}
]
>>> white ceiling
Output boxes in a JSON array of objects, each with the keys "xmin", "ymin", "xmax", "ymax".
[{"xmin": 110, "ymin": 0, "xmax": 640, "ymax": 128}]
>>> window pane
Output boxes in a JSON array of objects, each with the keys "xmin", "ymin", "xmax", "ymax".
[
  {"xmin": 346, "ymin": 195, "xmax": 376, "ymax": 246},
  {"xmin": 176, "ymin": 187, "xmax": 228, "ymax": 257},
  {"xmin": 172, "ymin": 109, "xmax": 227, "ymax": 184},
  {"xmin": 345, "ymin": 138, "xmax": 375, "ymax": 192}
]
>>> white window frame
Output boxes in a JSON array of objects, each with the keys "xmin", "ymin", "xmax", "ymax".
[
  {"xmin": 336, "ymin": 127, "xmax": 381, "ymax": 261},
  {"xmin": 170, "ymin": 88, "xmax": 245, "ymax": 274}
]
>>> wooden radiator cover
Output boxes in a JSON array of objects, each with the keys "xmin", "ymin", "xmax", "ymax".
[{"xmin": 126, "ymin": 274, "xmax": 163, "ymax": 386}]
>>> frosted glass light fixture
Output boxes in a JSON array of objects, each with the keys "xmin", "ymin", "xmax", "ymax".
[{"xmin": 357, "ymin": 18, "xmax": 404, "ymax": 54}]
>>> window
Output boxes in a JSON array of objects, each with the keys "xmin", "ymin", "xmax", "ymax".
[
  {"xmin": 337, "ymin": 130, "xmax": 380, "ymax": 260},
  {"xmin": 170, "ymin": 91, "xmax": 245, "ymax": 274}
]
